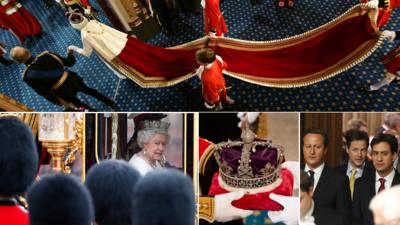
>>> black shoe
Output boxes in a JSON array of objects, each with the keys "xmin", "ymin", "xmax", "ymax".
[
  {"xmin": 105, "ymin": 99, "xmax": 116, "ymax": 109},
  {"xmin": 359, "ymin": 85, "xmax": 376, "ymax": 92},
  {"xmin": 2, "ymin": 60, "xmax": 13, "ymax": 66},
  {"xmin": 44, "ymin": 2, "xmax": 53, "ymax": 9},
  {"xmin": 34, "ymin": 32, "xmax": 44, "ymax": 39}
]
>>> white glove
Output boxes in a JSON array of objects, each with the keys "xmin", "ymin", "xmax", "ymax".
[
  {"xmin": 382, "ymin": 30, "xmax": 396, "ymax": 42},
  {"xmin": 84, "ymin": 8, "xmax": 91, "ymax": 15},
  {"xmin": 214, "ymin": 191, "xmax": 254, "ymax": 222},
  {"xmin": 268, "ymin": 193, "xmax": 299, "ymax": 225},
  {"xmin": 67, "ymin": 45, "xmax": 77, "ymax": 52},
  {"xmin": 237, "ymin": 112, "xmax": 260, "ymax": 128},
  {"xmin": 365, "ymin": 0, "xmax": 379, "ymax": 8},
  {"xmin": 282, "ymin": 161, "xmax": 299, "ymax": 190}
]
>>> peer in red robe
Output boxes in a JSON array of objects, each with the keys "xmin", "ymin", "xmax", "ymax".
[
  {"xmin": 63, "ymin": 0, "xmax": 96, "ymax": 19},
  {"xmin": 202, "ymin": 0, "xmax": 228, "ymax": 37},
  {"xmin": 361, "ymin": 0, "xmax": 400, "ymax": 28},
  {"xmin": 366, "ymin": 30, "xmax": 400, "ymax": 91},
  {"xmin": 195, "ymin": 48, "xmax": 234, "ymax": 110},
  {"xmin": 0, "ymin": 0, "xmax": 42, "ymax": 44}
]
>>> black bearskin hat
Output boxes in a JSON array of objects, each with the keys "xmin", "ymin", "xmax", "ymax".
[
  {"xmin": 0, "ymin": 117, "xmax": 38, "ymax": 196},
  {"xmin": 27, "ymin": 174, "xmax": 94, "ymax": 225},
  {"xmin": 133, "ymin": 169, "xmax": 195, "ymax": 225},
  {"xmin": 85, "ymin": 160, "xmax": 141, "ymax": 225}
]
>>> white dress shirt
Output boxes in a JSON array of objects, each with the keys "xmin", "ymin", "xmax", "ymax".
[
  {"xmin": 375, "ymin": 169, "xmax": 395, "ymax": 194},
  {"xmin": 304, "ymin": 163, "xmax": 325, "ymax": 190},
  {"xmin": 346, "ymin": 161, "xmax": 365, "ymax": 180}
]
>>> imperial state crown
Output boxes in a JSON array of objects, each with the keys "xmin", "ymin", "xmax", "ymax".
[{"xmin": 208, "ymin": 119, "xmax": 294, "ymax": 210}]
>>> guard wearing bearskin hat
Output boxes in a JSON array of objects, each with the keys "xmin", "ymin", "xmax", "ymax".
[
  {"xmin": 85, "ymin": 160, "xmax": 141, "ymax": 225},
  {"xmin": 0, "ymin": 117, "xmax": 38, "ymax": 225},
  {"xmin": 133, "ymin": 169, "xmax": 195, "ymax": 225},
  {"xmin": 27, "ymin": 174, "xmax": 94, "ymax": 225}
]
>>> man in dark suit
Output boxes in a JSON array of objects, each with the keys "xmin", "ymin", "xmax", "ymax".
[
  {"xmin": 352, "ymin": 133, "xmax": 400, "ymax": 225},
  {"xmin": 302, "ymin": 129, "xmax": 352, "ymax": 225},
  {"xmin": 335, "ymin": 129, "xmax": 374, "ymax": 199},
  {"xmin": 10, "ymin": 46, "xmax": 114, "ymax": 110}
]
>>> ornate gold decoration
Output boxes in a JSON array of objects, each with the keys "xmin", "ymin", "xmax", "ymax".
[
  {"xmin": 64, "ymin": 116, "xmax": 84, "ymax": 174},
  {"xmin": 0, "ymin": 94, "xmax": 34, "ymax": 112},
  {"xmin": 39, "ymin": 113, "xmax": 84, "ymax": 174},
  {"xmin": 198, "ymin": 196, "xmax": 215, "ymax": 222},
  {"xmin": 44, "ymin": 141, "xmax": 71, "ymax": 173}
]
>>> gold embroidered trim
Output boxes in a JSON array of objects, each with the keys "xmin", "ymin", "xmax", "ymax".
[{"xmin": 198, "ymin": 196, "xmax": 215, "ymax": 222}]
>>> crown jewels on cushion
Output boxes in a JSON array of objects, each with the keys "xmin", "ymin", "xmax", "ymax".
[
  {"xmin": 213, "ymin": 122, "xmax": 285, "ymax": 189},
  {"xmin": 137, "ymin": 120, "xmax": 170, "ymax": 132}
]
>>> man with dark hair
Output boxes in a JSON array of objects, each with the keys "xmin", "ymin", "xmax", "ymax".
[
  {"xmin": 0, "ymin": 117, "xmax": 38, "ymax": 225},
  {"xmin": 335, "ymin": 130, "xmax": 374, "ymax": 199},
  {"xmin": 10, "ymin": 46, "xmax": 115, "ymax": 110},
  {"xmin": 302, "ymin": 128, "xmax": 351, "ymax": 225},
  {"xmin": 195, "ymin": 48, "xmax": 234, "ymax": 110},
  {"xmin": 352, "ymin": 133, "xmax": 400, "ymax": 225}
]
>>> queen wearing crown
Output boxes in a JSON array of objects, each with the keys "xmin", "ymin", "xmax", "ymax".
[{"xmin": 128, "ymin": 114, "xmax": 171, "ymax": 176}]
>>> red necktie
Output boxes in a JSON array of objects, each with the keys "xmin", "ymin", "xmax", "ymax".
[{"xmin": 378, "ymin": 178, "xmax": 386, "ymax": 192}]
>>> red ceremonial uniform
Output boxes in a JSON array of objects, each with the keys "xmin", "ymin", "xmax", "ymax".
[
  {"xmin": 0, "ymin": 204, "xmax": 29, "ymax": 225},
  {"xmin": 381, "ymin": 43, "xmax": 400, "ymax": 75},
  {"xmin": 64, "ymin": 0, "xmax": 90, "ymax": 7},
  {"xmin": 0, "ymin": 0, "xmax": 42, "ymax": 43},
  {"xmin": 200, "ymin": 56, "xmax": 227, "ymax": 105},
  {"xmin": 361, "ymin": 0, "xmax": 400, "ymax": 27},
  {"xmin": 204, "ymin": 0, "xmax": 228, "ymax": 37},
  {"xmin": 0, "ymin": 44, "xmax": 5, "ymax": 57}
]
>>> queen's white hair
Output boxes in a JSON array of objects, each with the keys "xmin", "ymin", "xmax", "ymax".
[
  {"xmin": 136, "ymin": 129, "xmax": 170, "ymax": 149},
  {"xmin": 369, "ymin": 185, "xmax": 400, "ymax": 221}
]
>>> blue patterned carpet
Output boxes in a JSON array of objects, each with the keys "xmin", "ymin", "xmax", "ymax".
[{"xmin": 1, "ymin": 0, "xmax": 399, "ymax": 111}]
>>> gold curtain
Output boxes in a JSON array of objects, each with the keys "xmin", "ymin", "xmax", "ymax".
[{"xmin": 20, "ymin": 113, "xmax": 39, "ymax": 136}]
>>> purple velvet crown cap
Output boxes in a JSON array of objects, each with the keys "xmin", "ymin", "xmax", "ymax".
[{"xmin": 218, "ymin": 138, "xmax": 278, "ymax": 176}]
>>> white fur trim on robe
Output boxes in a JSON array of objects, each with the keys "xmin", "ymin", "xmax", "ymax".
[{"xmin": 128, "ymin": 154, "xmax": 162, "ymax": 176}]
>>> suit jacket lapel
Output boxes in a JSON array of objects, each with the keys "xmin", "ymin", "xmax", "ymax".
[
  {"xmin": 369, "ymin": 172, "xmax": 377, "ymax": 197},
  {"xmin": 391, "ymin": 170, "xmax": 400, "ymax": 186},
  {"xmin": 314, "ymin": 166, "xmax": 328, "ymax": 197}
]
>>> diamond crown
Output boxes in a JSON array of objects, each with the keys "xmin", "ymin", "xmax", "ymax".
[
  {"xmin": 138, "ymin": 120, "xmax": 170, "ymax": 132},
  {"xmin": 214, "ymin": 119, "xmax": 285, "ymax": 189}
]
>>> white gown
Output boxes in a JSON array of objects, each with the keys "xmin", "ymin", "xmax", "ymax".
[
  {"xmin": 128, "ymin": 154, "xmax": 162, "ymax": 176},
  {"xmin": 69, "ymin": 20, "xmax": 129, "ymax": 79}
]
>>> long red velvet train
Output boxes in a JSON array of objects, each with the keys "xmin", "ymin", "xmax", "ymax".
[{"xmin": 106, "ymin": 4, "xmax": 382, "ymax": 88}]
